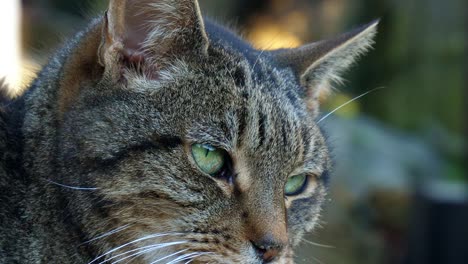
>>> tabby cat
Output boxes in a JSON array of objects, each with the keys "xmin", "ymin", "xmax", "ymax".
[{"xmin": 0, "ymin": 0, "xmax": 377, "ymax": 263}]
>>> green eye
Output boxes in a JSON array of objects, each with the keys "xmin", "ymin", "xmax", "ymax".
[
  {"xmin": 191, "ymin": 144, "xmax": 225, "ymax": 175},
  {"xmin": 284, "ymin": 174, "xmax": 307, "ymax": 196}
]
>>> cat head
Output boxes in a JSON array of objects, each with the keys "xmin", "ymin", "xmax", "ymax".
[{"xmin": 23, "ymin": 0, "xmax": 377, "ymax": 263}]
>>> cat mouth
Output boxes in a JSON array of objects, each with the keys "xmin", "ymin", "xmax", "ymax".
[{"xmin": 135, "ymin": 244, "xmax": 289, "ymax": 264}]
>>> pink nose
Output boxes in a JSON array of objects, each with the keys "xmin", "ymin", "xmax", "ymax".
[{"xmin": 251, "ymin": 235, "xmax": 285, "ymax": 263}]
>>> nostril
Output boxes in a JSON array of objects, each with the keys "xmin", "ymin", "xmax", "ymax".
[
  {"xmin": 251, "ymin": 240, "xmax": 280, "ymax": 263},
  {"xmin": 252, "ymin": 242, "xmax": 266, "ymax": 258}
]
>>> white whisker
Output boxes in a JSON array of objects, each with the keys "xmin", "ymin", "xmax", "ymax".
[
  {"xmin": 107, "ymin": 241, "xmax": 188, "ymax": 264},
  {"xmin": 80, "ymin": 225, "xmax": 131, "ymax": 246},
  {"xmin": 166, "ymin": 252, "xmax": 200, "ymax": 264},
  {"xmin": 108, "ymin": 246, "xmax": 159, "ymax": 264},
  {"xmin": 301, "ymin": 238, "xmax": 335, "ymax": 249},
  {"xmin": 88, "ymin": 233, "xmax": 182, "ymax": 264},
  {"xmin": 149, "ymin": 249, "xmax": 189, "ymax": 264},
  {"xmin": 317, "ymin": 86, "xmax": 386, "ymax": 124},
  {"xmin": 44, "ymin": 178, "xmax": 98, "ymax": 190},
  {"xmin": 183, "ymin": 252, "xmax": 214, "ymax": 264},
  {"xmin": 252, "ymin": 40, "xmax": 277, "ymax": 71},
  {"xmin": 252, "ymin": 48, "xmax": 267, "ymax": 71}
]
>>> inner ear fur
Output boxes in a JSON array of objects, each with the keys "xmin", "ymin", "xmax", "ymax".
[
  {"xmin": 273, "ymin": 20, "xmax": 379, "ymax": 115},
  {"xmin": 100, "ymin": 0, "xmax": 209, "ymax": 78}
]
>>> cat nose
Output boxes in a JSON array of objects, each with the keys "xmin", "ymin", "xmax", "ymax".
[{"xmin": 250, "ymin": 234, "xmax": 286, "ymax": 263}]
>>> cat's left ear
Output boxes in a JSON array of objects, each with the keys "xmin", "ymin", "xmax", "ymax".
[
  {"xmin": 57, "ymin": 0, "xmax": 209, "ymax": 114},
  {"xmin": 272, "ymin": 20, "xmax": 378, "ymax": 116}
]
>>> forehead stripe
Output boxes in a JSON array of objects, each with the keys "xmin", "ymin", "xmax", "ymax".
[{"xmin": 88, "ymin": 135, "xmax": 182, "ymax": 169}]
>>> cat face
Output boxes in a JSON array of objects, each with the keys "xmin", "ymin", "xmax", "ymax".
[
  {"xmin": 23, "ymin": 0, "xmax": 377, "ymax": 263},
  {"xmin": 60, "ymin": 49, "xmax": 330, "ymax": 263}
]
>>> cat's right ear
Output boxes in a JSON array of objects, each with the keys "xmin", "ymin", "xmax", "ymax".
[{"xmin": 100, "ymin": 0, "xmax": 209, "ymax": 80}]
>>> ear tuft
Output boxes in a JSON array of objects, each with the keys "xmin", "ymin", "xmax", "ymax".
[
  {"xmin": 273, "ymin": 20, "xmax": 379, "ymax": 115},
  {"xmin": 302, "ymin": 20, "xmax": 378, "ymax": 89}
]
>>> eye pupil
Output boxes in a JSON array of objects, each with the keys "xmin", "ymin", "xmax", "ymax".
[
  {"xmin": 191, "ymin": 144, "xmax": 226, "ymax": 175},
  {"xmin": 284, "ymin": 174, "xmax": 307, "ymax": 196}
]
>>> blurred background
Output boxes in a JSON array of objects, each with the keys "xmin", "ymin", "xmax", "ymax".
[{"xmin": 1, "ymin": 0, "xmax": 466, "ymax": 263}]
